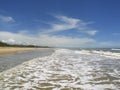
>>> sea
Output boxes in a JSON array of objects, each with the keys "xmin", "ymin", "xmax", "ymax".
[{"xmin": 0, "ymin": 48, "xmax": 120, "ymax": 90}]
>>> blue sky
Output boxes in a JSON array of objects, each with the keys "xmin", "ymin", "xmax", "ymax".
[{"xmin": 0, "ymin": 0, "xmax": 120, "ymax": 48}]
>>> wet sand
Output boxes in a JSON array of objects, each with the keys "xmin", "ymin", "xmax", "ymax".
[
  {"xmin": 0, "ymin": 47, "xmax": 42, "ymax": 55},
  {"xmin": 0, "ymin": 48, "xmax": 54, "ymax": 72}
]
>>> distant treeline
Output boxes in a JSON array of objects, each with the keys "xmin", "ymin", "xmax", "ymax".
[
  {"xmin": 0, "ymin": 41, "xmax": 50, "ymax": 48},
  {"xmin": 0, "ymin": 41, "xmax": 10, "ymax": 46}
]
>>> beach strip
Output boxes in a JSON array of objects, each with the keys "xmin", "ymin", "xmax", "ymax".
[{"xmin": 0, "ymin": 47, "xmax": 45, "ymax": 55}]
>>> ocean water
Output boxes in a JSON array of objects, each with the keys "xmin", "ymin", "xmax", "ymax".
[
  {"xmin": 0, "ymin": 49, "xmax": 54, "ymax": 72},
  {"xmin": 0, "ymin": 48, "xmax": 120, "ymax": 90}
]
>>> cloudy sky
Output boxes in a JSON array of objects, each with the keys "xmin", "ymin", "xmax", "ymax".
[{"xmin": 0, "ymin": 0, "xmax": 120, "ymax": 48}]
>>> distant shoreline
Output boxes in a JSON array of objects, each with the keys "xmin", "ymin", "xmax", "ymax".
[{"xmin": 0, "ymin": 47, "xmax": 50, "ymax": 55}]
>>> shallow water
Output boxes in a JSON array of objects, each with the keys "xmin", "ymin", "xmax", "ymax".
[
  {"xmin": 0, "ymin": 49, "xmax": 120, "ymax": 90},
  {"xmin": 0, "ymin": 49, "xmax": 54, "ymax": 72}
]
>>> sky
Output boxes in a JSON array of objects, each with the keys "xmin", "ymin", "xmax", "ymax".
[{"xmin": 0, "ymin": 0, "xmax": 120, "ymax": 48}]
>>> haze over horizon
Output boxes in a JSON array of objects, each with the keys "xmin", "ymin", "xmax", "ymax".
[{"xmin": 0, "ymin": 0, "xmax": 120, "ymax": 48}]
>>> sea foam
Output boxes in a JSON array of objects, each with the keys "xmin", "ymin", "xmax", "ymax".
[{"xmin": 0, "ymin": 49, "xmax": 120, "ymax": 90}]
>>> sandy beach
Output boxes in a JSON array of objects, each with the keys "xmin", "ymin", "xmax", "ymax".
[
  {"xmin": 0, "ymin": 47, "xmax": 48, "ymax": 55},
  {"xmin": 0, "ymin": 47, "xmax": 54, "ymax": 72}
]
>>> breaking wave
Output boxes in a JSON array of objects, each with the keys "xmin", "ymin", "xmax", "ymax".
[{"xmin": 0, "ymin": 49, "xmax": 120, "ymax": 90}]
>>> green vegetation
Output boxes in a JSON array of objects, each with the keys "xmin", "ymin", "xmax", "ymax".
[
  {"xmin": 0, "ymin": 41, "xmax": 50, "ymax": 48},
  {"xmin": 0, "ymin": 41, "xmax": 10, "ymax": 47}
]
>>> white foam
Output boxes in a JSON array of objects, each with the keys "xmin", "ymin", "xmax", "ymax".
[
  {"xmin": 75, "ymin": 49, "xmax": 120, "ymax": 59},
  {"xmin": 75, "ymin": 50, "xmax": 91, "ymax": 55},
  {"xmin": 111, "ymin": 48, "xmax": 120, "ymax": 51},
  {"xmin": 91, "ymin": 50, "xmax": 120, "ymax": 58},
  {"xmin": 0, "ymin": 49, "xmax": 120, "ymax": 90}
]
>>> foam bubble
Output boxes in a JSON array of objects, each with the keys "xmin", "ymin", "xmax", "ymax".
[{"xmin": 0, "ymin": 49, "xmax": 120, "ymax": 90}]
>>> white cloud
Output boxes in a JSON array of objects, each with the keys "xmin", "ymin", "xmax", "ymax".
[
  {"xmin": 0, "ymin": 31, "xmax": 119, "ymax": 48},
  {"xmin": 83, "ymin": 30, "xmax": 98, "ymax": 36},
  {"xmin": 0, "ymin": 31, "xmax": 95, "ymax": 47},
  {"xmin": 0, "ymin": 15, "xmax": 15, "ymax": 23},
  {"xmin": 44, "ymin": 15, "xmax": 98, "ymax": 36},
  {"xmin": 2, "ymin": 38, "xmax": 15, "ymax": 44},
  {"xmin": 8, "ymin": 38, "xmax": 15, "ymax": 43},
  {"xmin": 0, "ymin": 15, "xmax": 99, "ymax": 47},
  {"xmin": 38, "ymin": 35, "xmax": 95, "ymax": 47},
  {"xmin": 45, "ymin": 16, "xmax": 79, "ymax": 33},
  {"xmin": 18, "ymin": 30, "xmax": 29, "ymax": 35}
]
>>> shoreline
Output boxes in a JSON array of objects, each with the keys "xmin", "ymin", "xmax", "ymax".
[
  {"xmin": 0, "ymin": 47, "xmax": 50, "ymax": 55},
  {"xmin": 0, "ymin": 48, "xmax": 54, "ymax": 72}
]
